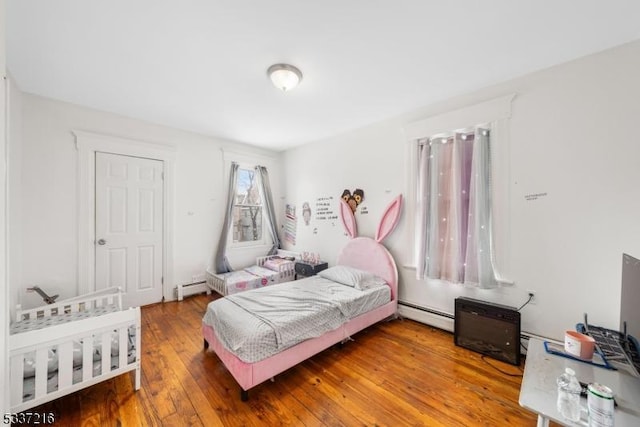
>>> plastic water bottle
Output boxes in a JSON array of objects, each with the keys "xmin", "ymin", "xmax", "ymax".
[{"xmin": 557, "ymin": 367, "xmax": 582, "ymax": 421}]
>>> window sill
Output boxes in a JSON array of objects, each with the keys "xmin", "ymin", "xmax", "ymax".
[{"xmin": 228, "ymin": 243, "xmax": 272, "ymax": 251}]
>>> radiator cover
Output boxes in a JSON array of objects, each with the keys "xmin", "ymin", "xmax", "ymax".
[{"xmin": 454, "ymin": 297, "xmax": 521, "ymax": 365}]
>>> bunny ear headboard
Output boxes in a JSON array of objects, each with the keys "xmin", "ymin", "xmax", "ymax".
[
  {"xmin": 339, "ymin": 200, "xmax": 357, "ymax": 238},
  {"xmin": 375, "ymin": 195, "xmax": 402, "ymax": 243},
  {"xmin": 336, "ymin": 195, "xmax": 403, "ymax": 300},
  {"xmin": 339, "ymin": 195, "xmax": 402, "ymax": 242}
]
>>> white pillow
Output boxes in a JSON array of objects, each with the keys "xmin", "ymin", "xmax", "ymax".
[{"xmin": 318, "ymin": 266, "xmax": 387, "ymax": 290}]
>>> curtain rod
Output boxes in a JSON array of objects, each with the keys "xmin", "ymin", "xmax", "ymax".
[{"xmin": 418, "ymin": 128, "xmax": 490, "ymax": 146}]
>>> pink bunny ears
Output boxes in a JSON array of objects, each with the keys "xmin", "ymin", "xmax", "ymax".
[{"xmin": 339, "ymin": 194, "xmax": 403, "ymax": 242}]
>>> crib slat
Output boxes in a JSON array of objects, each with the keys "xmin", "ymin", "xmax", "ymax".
[
  {"xmin": 34, "ymin": 348, "xmax": 49, "ymax": 398},
  {"xmin": 134, "ymin": 313, "xmax": 141, "ymax": 390},
  {"xmin": 82, "ymin": 337, "xmax": 93, "ymax": 382},
  {"xmin": 118, "ymin": 327, "xmax": 128, "ymax": 369},
  {"xmin": 10, "ymin": 354, "xmax": 25, "ymax": 406},
  {"xmin": 58, "ymin": 341, "xmax": 73, "ymax": 389}
]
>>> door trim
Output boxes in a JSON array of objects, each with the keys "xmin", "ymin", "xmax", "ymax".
[{"xmin": 73, "ymin": 130, "xmax": 176, "ymax": 300}]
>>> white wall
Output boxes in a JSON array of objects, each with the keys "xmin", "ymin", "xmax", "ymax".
[
  {"xmin": 15, "ymin": 93, "xmax": 283, "ymax": 309},
  {"xmin": 1, "ymin": 0, "xmax": 9, "ymax": 414},
  {"xmin": 8, "ymin": 74, "xmax": 22, "ymax": 320},
  {"xmin": 282, "ymin": 40, "xmax": 640, "ymax": 341},
  {"xmin": 9, "ymin": 35, "xmax": 639, "ymax": 343}
]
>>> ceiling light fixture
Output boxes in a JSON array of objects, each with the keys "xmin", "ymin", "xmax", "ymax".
[{"xmin": 267, "ymin": 63, "xmax": 303, "ymax": 92}]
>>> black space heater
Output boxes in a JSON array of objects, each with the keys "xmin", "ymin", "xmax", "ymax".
[{"xmin": 454, "ymin": 297, "xmax": 521, "ymax": 365}]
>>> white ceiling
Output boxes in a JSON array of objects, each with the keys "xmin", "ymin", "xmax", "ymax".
[{"xmin": 7, "ymin": 1, "xmax": 640, "ymax": 151}]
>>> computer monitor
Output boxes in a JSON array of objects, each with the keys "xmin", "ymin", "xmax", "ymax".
[{"xmin": 621, "ymin": 253, "xmax": 640, "ymax": 341}]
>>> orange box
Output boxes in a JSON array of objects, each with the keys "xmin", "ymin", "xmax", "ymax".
[{"xmin": 564, "ymin": 330, "xmax": 595, "ymax": 360}]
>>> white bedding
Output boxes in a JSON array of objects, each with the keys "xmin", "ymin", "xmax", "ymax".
[{"xmin": 203, "ymin": 275, "xmax": 390, "ymax": 363}]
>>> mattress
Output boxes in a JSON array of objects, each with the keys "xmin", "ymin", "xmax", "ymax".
[{"xmin": 203, "ymin": 276, "xmax": 390, "ymax": 363}]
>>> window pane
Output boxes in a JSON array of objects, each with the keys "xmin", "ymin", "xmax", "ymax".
[
  {"xmin": 233, "ymin": 206, "xmax": 263, "ymax": 242},
  {"xmin": 236, "ymin": 168, "xmax": 261, "ymax": 206},
  {"xmin": 232, "ymin": 168, "xmax": 263, "ymax": 243}
]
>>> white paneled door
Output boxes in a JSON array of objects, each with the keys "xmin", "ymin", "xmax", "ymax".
[{"xmin": 95, "ymin": 152, "xmax": 164, "ymax": 308}]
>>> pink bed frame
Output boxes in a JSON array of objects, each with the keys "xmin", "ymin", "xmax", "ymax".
[{"xmin": 202, "ymin": 195, "xmax": 402, "ymax": 400}]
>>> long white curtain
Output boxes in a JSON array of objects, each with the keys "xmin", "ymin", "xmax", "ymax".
[{"xmin": 415, "ymin": 128, "xmax": 499, "ymax": 288}]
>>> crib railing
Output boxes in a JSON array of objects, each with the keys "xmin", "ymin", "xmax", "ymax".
[
  {"xmin": 15, "ymin": 287, "xmax": 123, "ymax": 321},
  {"xmin": 256, "ymin": 250, "xmax": 299, "ymax": 280},
  {"xmin": 9, "ymin": 307, "xmax": 140, "ymax": 413}
]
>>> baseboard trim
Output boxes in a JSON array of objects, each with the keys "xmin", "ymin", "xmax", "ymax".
[
  {"xmin": 398, "ymin": 302, "xmax": 454, "ymax": 333},
  {"xmin": 175, "ymin": 281, "xmax": 209, "ymax": 301}
]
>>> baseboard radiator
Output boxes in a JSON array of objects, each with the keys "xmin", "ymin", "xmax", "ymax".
[
  {"xmin": 398, "ymin": 300, "xmax": 561, "ymax": 356},
  {"xmin": 398, "ymin": 302, "xmax": 455, "ymax": 332},
  {"xmin": 175, "ymin": 281, "xmax": 209, "ymax": 301}
]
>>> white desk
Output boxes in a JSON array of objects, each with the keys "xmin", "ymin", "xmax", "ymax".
[{"xmin": 519, "ymin": 338, "xmax": 640, "ymax": 427}]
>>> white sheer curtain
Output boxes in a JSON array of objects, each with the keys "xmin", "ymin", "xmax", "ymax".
[{"xmin": 415, "ymin": 128, "xmax": 499, "ymax": 288}]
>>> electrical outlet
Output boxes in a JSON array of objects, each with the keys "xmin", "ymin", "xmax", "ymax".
[{"xmin": 527, "ymin": 290, "xmax": 536, "ymax": 305}]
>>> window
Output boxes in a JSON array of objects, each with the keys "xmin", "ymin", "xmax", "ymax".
[
  {"xmin": 214, "ymin": 158, "xmax": 281, "ymax": 274},
  {"xmin": 415, "ymin": 128, "xmax": 496, "ymax": 286},
  {"xmin": 407, "ymin": 94, "xmax": 514, "ymax": 288},
  {"xmin": 232, "ymin": 167, "xmax": 264, "ymax": 245}
]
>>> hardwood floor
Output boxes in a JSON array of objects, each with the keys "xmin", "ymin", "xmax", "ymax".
[{"xmin": 25, "ymin": 293, "xmax": 546, "ymax": 426}]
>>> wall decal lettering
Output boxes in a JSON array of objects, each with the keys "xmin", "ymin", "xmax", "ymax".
[{"xmin": 524, "ymin": 192, "xmax": 548, "ymax": 201}]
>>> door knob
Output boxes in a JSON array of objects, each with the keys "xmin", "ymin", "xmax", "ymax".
[{"xmin": 97, "ymin": 239, "xmax": 107, "ymax": 245}]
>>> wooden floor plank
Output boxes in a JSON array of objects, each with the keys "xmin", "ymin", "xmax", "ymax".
[{"xmin": 18, "ymin": 293, "xmax": 549, "ymax": 426}]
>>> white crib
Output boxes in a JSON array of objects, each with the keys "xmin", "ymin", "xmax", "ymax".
[{"xmin": 9, "ymin": 288, "xmax": 141, "ymax": 413}]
